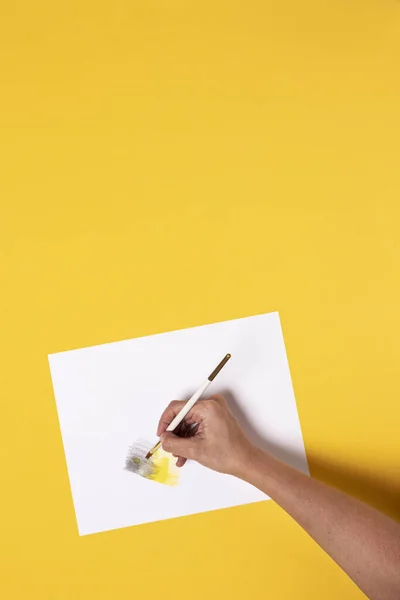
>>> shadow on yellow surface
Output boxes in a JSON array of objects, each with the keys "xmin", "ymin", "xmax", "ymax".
[
  {"xmin": 310, "ymin": 455, "xmax": 400, "ymax": 524},
  {"xmin": 221, "ymin": 388, "xmax": 400, "ymax": 523}
]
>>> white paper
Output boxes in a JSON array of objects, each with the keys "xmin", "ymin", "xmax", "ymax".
[{"xmin": 49, "ymin": 312, "xmax": 308, "ymax": 535}]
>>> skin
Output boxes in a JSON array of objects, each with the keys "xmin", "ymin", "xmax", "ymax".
[{"xmin": 158, "ymin": 394, "xmax": 400, "ymax": 600}]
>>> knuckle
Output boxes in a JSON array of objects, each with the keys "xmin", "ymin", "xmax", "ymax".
[
  {"xmin": 213, "ymin": 393, "xmax": 226, "ymax": 405},
  {"xmin": 202, "ymin": 399, "xmax": 219, "ymax": 415},
  {"xmin": 161, "ymin": 434, "xmax": 172, "ymax": 451},
  {"xmin": 169, "ymin": 400, "xmax": 182, "ymax": 411}
]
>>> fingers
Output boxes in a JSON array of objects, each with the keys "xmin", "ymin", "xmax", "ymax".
[
  {"xmin": 172, "ymin": 453, "xmax": 187, "ymax": 467},
  {"xmin": 210, "ymin": 393, "xmax": 227, "ymax": 407},
  {"xmin": 172, "ymin": 424, "xmax": 189, "ymax": 468},
  {"xmin": 157, "ymin": 395, "xmax": 228, "ymax": 469},
  {"xmin": 157, "ymin": 400, "xmax": 188, "ymax": 436},
  {"xmin": 161, "ymin": 431, "xmax": 199, "ymax": 459},
  {"xmin": 157, "ymin": 395, "xmax": 228, "ymax": 436}
]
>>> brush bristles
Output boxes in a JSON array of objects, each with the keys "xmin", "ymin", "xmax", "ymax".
[
  {"xmin": 125, "ymin": 440, "xmax": 158, "ymax": 479},
  {"xmin": 145, "ymin": 440, "xmax": 162, "ymax": 460}
]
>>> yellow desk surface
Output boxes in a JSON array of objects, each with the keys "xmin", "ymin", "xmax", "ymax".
[{"xmin": 1, "ymin": 2, "xmax": 399, "ymax": 598}]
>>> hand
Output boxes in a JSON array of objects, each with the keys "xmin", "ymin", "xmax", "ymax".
[{"xmin": 157, "ymin": 394, "xmax": 254, "ymax": 476}]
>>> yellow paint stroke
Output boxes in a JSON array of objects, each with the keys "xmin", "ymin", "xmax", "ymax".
[{"xmin": 148, "ymin": 449, "xmax": 179, "ymax": 486}]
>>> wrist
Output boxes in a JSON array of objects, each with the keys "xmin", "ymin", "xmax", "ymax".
[{"xmin": 232, "ymin": 444, "xmax": 269, "ymax": 481}]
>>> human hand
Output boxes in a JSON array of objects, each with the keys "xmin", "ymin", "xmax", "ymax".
[{"xmin": 157, "ymin": 394, "xmax": 254, "ymax": 477}]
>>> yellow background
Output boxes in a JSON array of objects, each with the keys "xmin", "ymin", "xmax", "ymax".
[{"xmin": 1, "ymin": 1, "xmax": 399, "ymax": 598}]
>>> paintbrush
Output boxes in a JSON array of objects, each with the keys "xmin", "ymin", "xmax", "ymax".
[{"xmin": 145, "ymin": 353, "xmax": 231, "ymax": 460}]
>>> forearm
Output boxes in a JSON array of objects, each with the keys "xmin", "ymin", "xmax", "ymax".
[{"xmin": 238, "ymin": 448, "xmax": 400, "ymax": 600}]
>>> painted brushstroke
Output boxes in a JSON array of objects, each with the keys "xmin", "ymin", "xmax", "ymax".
[
  {"xmin": 125, "ymin": 440, "xmax": 179, "ymax": 486},
  {"xmin": 149, "ymin": 449, "xmax": 179, "ymax": 486}
]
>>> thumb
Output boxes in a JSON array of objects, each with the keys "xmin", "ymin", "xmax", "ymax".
[{"xmin": 161, "ymin": 431, "xmax": 198, "ymax": 459}]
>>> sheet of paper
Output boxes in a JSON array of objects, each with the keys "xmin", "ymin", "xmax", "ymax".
[{"xmin": 49, "ymin": 312, "xmax": 308, "ymax": 535}]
